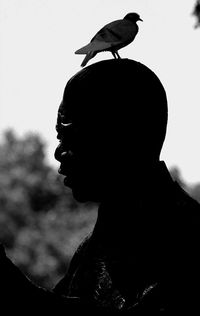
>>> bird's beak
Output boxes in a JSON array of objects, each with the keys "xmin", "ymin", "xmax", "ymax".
[{"xmin": 139, "ymin": 18, "xmax": 143, "ymax": 22}]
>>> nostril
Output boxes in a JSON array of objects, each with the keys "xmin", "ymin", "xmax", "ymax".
[{"xmin": 66, "ymin": 150, "xmax": 74, "ymax": 157}]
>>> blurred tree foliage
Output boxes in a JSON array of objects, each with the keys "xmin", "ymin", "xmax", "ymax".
[
  {"xmin": 169, "ymin": 166, "xmax": 200, "ymax": 203},
  {"xmin": 0, "ymin": 129, "xmax": 97, "ymax": 289},
  {"xmin": 169, "ymin": 166, "xmax": 186, "ymax": 189}
]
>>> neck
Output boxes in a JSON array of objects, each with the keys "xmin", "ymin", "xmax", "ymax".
[{"xmin": 93, "ymin": 161, "xmax": 174, "ymax": 249}]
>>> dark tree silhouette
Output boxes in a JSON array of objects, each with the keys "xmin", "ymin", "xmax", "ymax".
[{"xmin": 193, "ymin": 0, "xmax": 200, "ymax": 27}]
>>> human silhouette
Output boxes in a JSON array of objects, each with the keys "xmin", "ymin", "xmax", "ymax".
[{"xmin": 1, "ymin": 58, "xmax": 200, "ymax": 314}]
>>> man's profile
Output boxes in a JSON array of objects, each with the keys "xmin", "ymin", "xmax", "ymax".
[{"xmin": 0, "ymin": 58, "xmax": 200, "ymax": 314}]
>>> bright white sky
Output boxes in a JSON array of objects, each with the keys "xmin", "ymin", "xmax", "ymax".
[{"xmin": 0, "ymin": 0, "xmax": 200, "ymax": 185}]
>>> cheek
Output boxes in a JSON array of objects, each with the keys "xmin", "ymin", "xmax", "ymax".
[{"xmin": 73, "ymin": 154, "xmax": 104, "ymax": 183}]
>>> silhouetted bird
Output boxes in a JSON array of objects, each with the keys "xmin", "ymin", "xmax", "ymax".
[{"xmin": 75, "ymin": 12, "xmax": 143, "ymax": 67}]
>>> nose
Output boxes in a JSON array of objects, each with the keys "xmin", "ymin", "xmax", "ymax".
[
  {"xmin": 54, "ymin": 144, "xmax": 64, "ymax": 162},
  {"xmin": 54, "ymin": 144, "xmax": 74, "ymax": 162}
]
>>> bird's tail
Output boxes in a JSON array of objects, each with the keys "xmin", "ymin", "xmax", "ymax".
[{"xmin": 81, "ymin": 51, "xmax": 96, "ymax": 67}]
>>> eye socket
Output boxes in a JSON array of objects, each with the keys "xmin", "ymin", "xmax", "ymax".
[
  {"xmin": 56, "ymin": 121, "xmax": 73, "ymax": 139},
  {"xmin": 56, "ymin": 119, "xmax": 84, "ymax": 155}
]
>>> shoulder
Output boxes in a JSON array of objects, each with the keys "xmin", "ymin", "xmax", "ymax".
[
  {"xmin": 172, "ymin": 181, "xmax": 200, "ymax": 266},
  {"xmin": 53, "ymin": 233, "xmax": 92, "ymax": 295},
  {"xmin": 173, "ymin": 181, "xmax": 200, "ymax": 215},
  {"xmin": 171, "ymin": 181, "xmax": 200, "ymax": 240}
]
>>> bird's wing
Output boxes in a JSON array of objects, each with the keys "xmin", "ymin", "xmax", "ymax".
[
  {"xmin": 90, "ymin": 19, "xmax": 122, "ymax": 42},
  {"xmin": 91, "ymin": 19, "xmax": 138, "ymax": 44},
  {"xmin": 75, "ymin": 41, "xmax": 112, "ymax": 54}
]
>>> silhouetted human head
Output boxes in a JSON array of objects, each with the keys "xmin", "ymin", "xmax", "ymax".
[{"xmin": 55, "ymin": 59, "xmax": 168, "ymax": 203}]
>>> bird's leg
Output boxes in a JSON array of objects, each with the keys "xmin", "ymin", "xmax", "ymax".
[
  {"xmin": 111, "ymin": 51, "xmax": 117, "ymax": 59},
  {"xmin": 116, "ymin": 51, "xmax": 121, "ymax": 59}
]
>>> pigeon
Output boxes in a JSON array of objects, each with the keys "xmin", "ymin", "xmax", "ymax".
[{"xmin": 75, "ymin": 12, "xmax": 143, "ymax": 67}]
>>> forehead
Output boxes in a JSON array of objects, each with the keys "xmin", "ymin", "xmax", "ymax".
[
  {"xmin": 56, "ymin": 101, "xmax": 69, "ymax": 133},
  {"xmin": 56, "ymin": 99, "xmax": 83, "ymax": 137},
  {"xmin": 56, "ymin": 98, "xmax": 74, "ymax": 124},
  {"xmin": 57, "ymin": 100, "xmax": 68, "ymax": 121}
]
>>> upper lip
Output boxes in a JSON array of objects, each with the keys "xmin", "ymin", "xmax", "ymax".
[{"xmin": 58, "ymin": 166, "xmax": 69, "ymax": 176}]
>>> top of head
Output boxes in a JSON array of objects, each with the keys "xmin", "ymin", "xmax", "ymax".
[{"xmin": 60, "ymin": 59, "xmax": 168, "ymax": 160}]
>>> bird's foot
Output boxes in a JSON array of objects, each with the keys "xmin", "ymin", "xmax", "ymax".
[
  {"xmin": 116, "ymin": 52, "xmax": 121, "ymax": 59},
  {"xmin": 111, "ymin": 51, "xmax": 117, "ymax": 59},
  {"xmin": 111, "ymin": 51, "xmax": 121, "ymax": 59}
]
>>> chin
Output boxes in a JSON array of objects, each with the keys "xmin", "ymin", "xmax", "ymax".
[
  {"xmin": 71, "ymin": 185, "xmax": 101, "ymax": 203},
  {"xmin": 63, "ymin": 173, "xmax": 102, "ymax": 203},
  {"xmin": 72, "ymin": 189, "xmax": 88, "ymax": 203}
]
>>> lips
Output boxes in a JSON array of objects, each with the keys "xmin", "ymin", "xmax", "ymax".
[
  {"xmin": 58, "ymin": 161, "xmax": 73, "ymax": 176},
  {"xmin": 58, "ymin": 166, "xmax": 66, "ymax": 175},
  {"xmin": 58, "ymin": 164, "xmax": 75, "ymax": 187},
  {"xmin": 58, "ymin": 170, "xmax": 73, "ymax": 187}
]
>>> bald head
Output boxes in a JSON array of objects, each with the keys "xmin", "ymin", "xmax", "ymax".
[{"xmin": 59, "ymin": 59, "xmax": 167, "ymax": 157}]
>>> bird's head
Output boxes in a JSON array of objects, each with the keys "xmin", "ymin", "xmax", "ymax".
[{"xmin": 124, "ymin": 12, "xmax": 143, "ymax": 23}]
